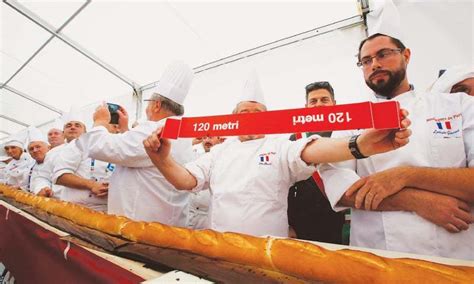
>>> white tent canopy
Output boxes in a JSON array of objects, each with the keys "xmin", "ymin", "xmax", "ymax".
[{"xmin": 1, "ymin": 0, "xmax": 473, "ymax": 142}]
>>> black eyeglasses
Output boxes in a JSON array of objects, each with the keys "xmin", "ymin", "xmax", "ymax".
[{"xmin": 357, "ymin": 48, "xmax": 403, "ymax": 68}]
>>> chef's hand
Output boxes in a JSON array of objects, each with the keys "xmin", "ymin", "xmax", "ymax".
[
  {"xmin": 143, "ymin": 127, "xmax": 171, "ymax": 163},
  {"xmin": 93, "ymin": 102, "xmax": 111, "ymax": 128},
  {"xmin": 346, "ymin": 167, "xmax": 410, "ymax": 210},
  {"xmin": 37, "ymin": 187, "xmax": 53, "ymax": 197},
  {"xmin": 117, "ymin": 106, "xmax": 129, "ymax": 133},
  {"xmin": 90, "ymin": 181, "xmax": 109, "ymax": 197},
  {"xmin": 357, "ymin": 109, "xmax": 411, "ymax": 157},
  {"xmin": 415, "ymin": 191, "xmax": 473, "ymax": 233}
]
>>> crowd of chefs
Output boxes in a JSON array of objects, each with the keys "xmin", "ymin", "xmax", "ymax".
[{"xmin": 1, "ymin": 33, "xmax": 473, "ymax": 261}]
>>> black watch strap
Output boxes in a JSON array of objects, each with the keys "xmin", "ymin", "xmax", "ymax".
[{"xmin": 349, "ymin": 134, "xmax": 368, "ymax": 159}]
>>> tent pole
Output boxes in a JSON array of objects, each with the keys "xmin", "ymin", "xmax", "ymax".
[
  {"xmin": 0, "ymin": 1, "xmax": 91, "ymax": 89},
  {"xmin": 133, "ymin": 88, "xmax": 143, "ymax": 121},
  {"xmin": 1, "ymin": 85, "xmax": 63, "ymax": 115},
  {"xmin": 140, "ymin": 14, "xmax": 364, "ymax": 92},
  {"xmin": 3, "ymin": 0, "xmax": 139, "ymax": 89},
  {"xmin": 0, "ymin": 115, "xmax": 29, "ymax": 127}
]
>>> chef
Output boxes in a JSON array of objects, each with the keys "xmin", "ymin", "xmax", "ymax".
[
  {"xmin": 143, "ymin": 71, "xmax": 412, "ymax": 237},
  {"xmin": 24, "ymin": 127, "xmax": 51, "ymax": 194},
  {"xmin": 3, "ymin": 136, "xmax": 34, "ymax": 189},
  {"xmin": 319, "ymin": 33, "xmax": 474, "ymax": 260},
  {"xmin": 0, "ymin": 147, "xmax": 13, "ymax": 184},
  {"xmin": 52, "ymin": 110, "xmax": 113, "ymax": 212},
  {"xmin": 76, "ymin": 61, "xmax": 195, "ymax": 223},
  {"xmin": 32, "ymin": 111, "xmax": 82, "ymax": 197},
  {"xmin": 431, "ymin": 65, "xmax": 474, "ymax": 97}
]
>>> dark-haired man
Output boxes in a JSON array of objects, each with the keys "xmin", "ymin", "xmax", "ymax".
[
  {"xmin": 320, "ymin": 33, "xmax": 474, "ymax": 260},
  {"xmin": 287, "ymin": 81, "xmax": 345, "ymax": 243}
]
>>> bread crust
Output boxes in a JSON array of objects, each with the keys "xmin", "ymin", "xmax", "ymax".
[{"xmin": 1, "ymin": 185, "xmax": 473, "ymax": 283}]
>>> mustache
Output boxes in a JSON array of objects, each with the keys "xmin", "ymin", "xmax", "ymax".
[{"xmin": 369, "ymin": 70, "xmax": 390, "ymax": 81}]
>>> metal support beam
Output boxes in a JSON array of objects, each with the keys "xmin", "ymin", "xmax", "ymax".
[
  {"xmin": 358, "ymin": 0, "xmax": 371, "ymax": 37},
  {"xmin": 1, "ymin": 1, "xmax": 91, "ymax": 89},
  {"xmin": 35, "ymin": 117, "xmax": 59, "ymax": 129},
  {"xmin": 140, "ymin": 14, "xmax": 364, "ymax": 92},
  {"xmin": 1, "ymin": 84, "xmax": 63, "ymax": 115},
  {"xmin": 0, "ymin": 130, "xmax": 11, "ymax": 136},
  {"xmin": 0, "ymin": 115, "xmax": 29, "ymax": 127},
  {"xmin": 133, "ymin": 89, "xmax": 143, "ymax": 121},
  {"xmin": 3, "ymin": 0, "xmax": 139, "ymax": 89}
]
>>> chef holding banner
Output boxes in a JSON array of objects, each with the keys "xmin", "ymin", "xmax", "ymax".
[{"xmin": 143, "ymin": 71, "xmax": 412, "ymax": 237}]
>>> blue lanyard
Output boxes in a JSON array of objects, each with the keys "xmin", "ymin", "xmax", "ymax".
[
  {"xmin": 90, "ymin": 159, "xmax": 95, "ymax": 174},
  {"xmin": 27, "ymin": 163, "xmax": 36, "ymax": 192}
]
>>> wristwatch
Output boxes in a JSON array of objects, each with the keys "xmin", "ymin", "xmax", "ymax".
[{"xmin": 349, "ymin": 134, "xmax": 368, "ymax": 159}]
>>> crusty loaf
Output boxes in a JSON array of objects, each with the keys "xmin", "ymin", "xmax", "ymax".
[{"xmin": 1, "ymin": 185, "xmax": 473, "ymax": 283}]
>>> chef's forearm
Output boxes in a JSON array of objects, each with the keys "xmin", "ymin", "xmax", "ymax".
[
  {"xmin": 400, "ymin": 167, "xmax": 474, "ymax": 202},
  {"xmin": 338, "ymin": 187, "xmax": 425, "ymax": 212},
  {"xmin": 56, "ymin": 173, "xmax": 94, "ymax": 191}
]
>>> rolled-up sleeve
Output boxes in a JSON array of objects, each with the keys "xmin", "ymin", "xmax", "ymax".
[
  {"xmin": 77, "ymin": 122, "xmax": 160, "ymax": 168},
  {"xmin": 52, "ymin": 143, "xmax": 82, "ymax": 184},
  {"xmin": 184, "ymin": 151, "xmax": 214, "ymax": 193},
  {"xmin": 284, "ymin": 136, "xmax": 319, "ymax": 184}
]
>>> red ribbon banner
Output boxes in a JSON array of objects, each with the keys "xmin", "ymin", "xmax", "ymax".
[{"xmin": 161, "ymin": 101, "xmax": 401, "ymax": 139}]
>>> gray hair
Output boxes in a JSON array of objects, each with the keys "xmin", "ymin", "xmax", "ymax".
[{"xmin": 150, "ymin": 93, "xmax": 184, "ymax": 116}]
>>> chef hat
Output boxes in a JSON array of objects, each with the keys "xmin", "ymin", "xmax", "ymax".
[
  {"xmin": 27, "ymin": 126, "xmax": 49, "ymax": 145},
  {"xmin": 48, "ymin": 118, "xmax": 65, "ymax": 132},
  {"xmin": 430, "ymin": 65, "xmax": 474, "ymax": 94},
  {"xmin": 62, "ymin": 106, "xmax": 86, "ymax": 126},
  {"xmin": 367, "ymin": 0, "xmax": 404, "ymax": 42},
  {"xmin": 239, "ymin": 69, "xmax": 266, "ymax": 105},
  {"xmin": 4, "ymin": 139, "xmax": 24, "ymax": 149},
  {"xmin": 151, "ymin": 61, "xmax": 194, "ymax": 105},
  {"xmin": 3, "ymin": 129, "xmax": 28, "ymax": 149}
]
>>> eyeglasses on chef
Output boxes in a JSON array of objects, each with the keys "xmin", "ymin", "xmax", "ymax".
[{"xmin": 357, "ymin": 48, "xmax": 403, "ymax": 68}]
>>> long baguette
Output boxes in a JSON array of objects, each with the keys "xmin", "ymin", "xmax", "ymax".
[{"xmin": 1, "ymin": 185, "xmax": 473, "ymax": 283}]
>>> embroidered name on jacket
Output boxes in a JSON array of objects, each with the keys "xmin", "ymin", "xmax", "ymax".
[
  {"xmin": 426, "ymin": 113, "xmax": 462, "ymax": 138},
  {"xmin": 258, "ymin": 152, "xmax": 276, "ymax": 165}
]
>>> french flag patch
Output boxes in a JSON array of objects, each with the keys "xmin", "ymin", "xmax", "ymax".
[
  {"xmin": 258, "ymin": 153, "xmax": 272, "ymax": 165},
  {"xmin": 436, "ymin": 121, "xmax": 452, "ymax": 130}
]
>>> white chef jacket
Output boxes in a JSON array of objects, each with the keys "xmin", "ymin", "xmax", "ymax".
[
  {"xmin": 0, "ymin": 161, "xmax": 9, "ymax": 184},
  {"xmin": 185, "ymin": 148, "xmax": 211, "ymax": 230},
  {"xmin": 52, "ymin": 140, "xmax": 113, "ymax": 212},
  {"xmin": 185, "ymin": 189, "xmax": 211, "ymax": 230},
  {"xmin": 319, "ymin": 90, "xmax": 474, "ymax": 260},
  {"xmin": 4, "ymin": 152, "xmax": 34, "ymax": 189},
  {"xmin": 185, "ymin": 136, "xmax": 318, "ymax": 237},
  {"xmin": 32, "ymin": 144, "xmax": 67, "ymax": 197},
  {"xmin": 76, "ymin": 119, "xmax": 194, "ymax": 225},
  {"xmin": 192, "ymin": 143, "xmax": 205, "ymax": 155},
  {"xmin": 24, "ymin": 161, "xmax": 39, "ymax": 193}
]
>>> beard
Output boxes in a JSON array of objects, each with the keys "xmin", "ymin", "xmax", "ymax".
[{"xmin": 366, "ymin": 67, "xmax": 406, "ymax": 98}]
